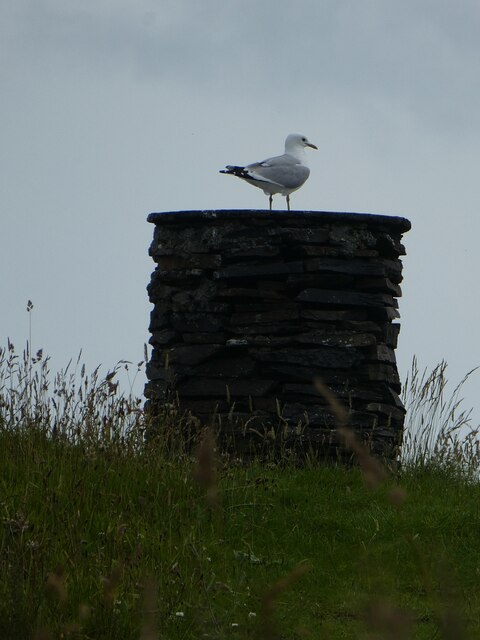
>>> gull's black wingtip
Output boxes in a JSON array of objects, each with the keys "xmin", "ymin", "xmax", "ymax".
[{"xmin": 220, "ymin": 166, "xmax": 249, "ymax": 179}]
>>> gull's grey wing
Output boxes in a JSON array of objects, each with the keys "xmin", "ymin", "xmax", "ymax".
[{"xmin": 245, "ymin": 155, "xmax": 310, "ymax": 189}]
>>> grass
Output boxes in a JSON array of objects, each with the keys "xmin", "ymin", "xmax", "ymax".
[
  {"xmin": 401, "ymin": 356, "xmax": 480, "ymax": 470},
  {"xmin": 1, "ymin": 342, "xmax": 480, "ymax": 639}
]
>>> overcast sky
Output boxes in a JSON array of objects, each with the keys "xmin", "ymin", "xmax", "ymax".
[{"xmin": 2, "ymin": 1, "xmax": 480, "ymax": 422}]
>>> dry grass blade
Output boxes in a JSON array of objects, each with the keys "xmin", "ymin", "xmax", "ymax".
[
  {"xmin": 388, "ymin": 485, "xmax": 407, "ymax": 508},
  {"xmin": 102, "ymin": 564, "xmax": 123, "ymax": 606},
  {"xmin": 140, "ymin": 575, "xmax": 159, "ymax": 640},
  {"xmin": 314, "ymin": 379, "xmax": 388, "ymax": 489},
  {"xmin": 436, "ymin": 559, "xmax": 467, "ymax": 640},
  {"xmin": 33, "ymin": 632, "xmax": 53, "ymax": 640},
  {"xmin": 193, "ymin": 425, "xmax": 218, "ymax": 508},
  {"xmin": 337, "ymin": 425, "xmax": 389, "ymax": 489},
  {"xmin": 313, "ymin": 379, "xmax": 349, "ymax": 429},
  {"xmin": 45, "ymin": 565, "xmax": 67, "ymax": 602},
  {"xmin": 364, "ymin": 599, "xmax": 414, "ymax": 640},
  {"xmin": 259, "ymin": 563, "xmax": 309, "ymax": 640}
]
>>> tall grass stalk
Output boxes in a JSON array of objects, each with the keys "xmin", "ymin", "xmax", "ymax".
[
  {"xmin": 401, "ymin": 356, "xmax": 480, "ymax": 471},
  {"xmin": 0, "ymin": 341, "xmax": 145, "ymax": 449}
]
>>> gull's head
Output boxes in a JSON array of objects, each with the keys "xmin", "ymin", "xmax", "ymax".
[{"xmin": 285, "ymin": 133, "xmax": 318, "ymax": 153}]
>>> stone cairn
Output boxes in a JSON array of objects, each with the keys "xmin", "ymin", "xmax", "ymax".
[{"xmin": 145, "ymin": 210, "xmax": 410, "ymax": 460}]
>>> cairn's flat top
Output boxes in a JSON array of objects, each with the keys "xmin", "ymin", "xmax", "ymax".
[{"xmin": 147, "ymin": 210, "xmax": 411, "ymax": 232}]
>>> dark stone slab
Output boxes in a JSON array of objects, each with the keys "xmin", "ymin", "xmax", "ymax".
[
  {"xmin": 147, "ymin": 210, "xmax": 411, "ymax": 233},
  {"xmin": 147, "ymin": 277, "xmax": 182, "ymax": 302},
  {"xmin": 177, "ymin": 378, "xmax": 278, "ymax": 397},
  {"xmin": 151, "ymin": 269, "xmax": 206, "ymax": 285},
  {"xmin": 365, "ymin": 402, "xmax": 406, "ymax": 422},
  {"xmin": 387, "ymin": 388, "xmax": 405, "ymax": 408},
  {"xmin": 227, "ymin": 335, "xmax": 293, "ymax": 347},
  {"xmin": 294, "ymin": 331, "xmax": 377, "ymax": 347},
  {"xmin": 297, "ymin": 289, "xmax": 397, "ymax": 308},
  {"xmin": 280, "ymin": 403, "xmax": 336, "ymax": 425},
  {"xmin": 143, "ymin": 380, "xmax": 169, "ymax": 402},
  {"xmin": 217, "ymin": 287, "xmax": 289, "ymax": 301},
  {"xmin": 354, "ymin": 277, "xmax": 403, "ymax": 296},
  {"xmin": 280, "ymin": 403, "xmax": 388, "ymax": 429},
  {"xmin": 148, "ymin": 310, "xmax": 170, "ymax": 331},
  {"xmin": 145, "ymin": 361, "xmax": 173, "ymax": 382},
  {"xmin": 230, "ymin": 307, "xmax": 300, "ymax": 325},
  {"xmin": 281, "ymin": 383, "xmax": 328, "ymax": 398},
  {"xmin": 377, "ymin": 307, "xmax": 401, "ymax": 321},
  {"xmin": 256, "ymin": 363, "xmax": 334, "ymax": 382},
  {"xmin": 300, "ymin": 309, "xmax": 370, "ymax": 323},
  {"xmin": 375, "ymin": 233, "xmax": 407, "ymax": 256},
  {"xmin": 344, "ymin": 320, "xmax": 385, "ymax": 333},
  {"xmin": 360, "ymin": 364, "xmax": 401, "ymax": 388},
  {"xmin": 171, "ymin": 313, "xmax": 226, "ymax": 333},
  {"xmin": 382, "ymin": 259, "xmax": 404, "ymax": 284},
  {"xmin": 194, "ymin": 356, "xmax": 257, "ymax": 378},
  {"xmin": 282, "ymin": 382, "xmax": 396, "ymax": 403},
  {"xmin": 286, "ymin": 273, "xmax": 355, "ymax": 289},
  {"xmin": 149, "ymin": 225, "xmax": 222, "ymax": 255},
  {"xmin": 204, "ymin": 412, "xmax": 276, "ymax": 431},
  {"xmin": 172, "ymin": 299, "xmax": 231, "ymax": 315},
  {"xmin": 149, "ymin": 329, "xmax": 178, "ymax": 347},
  {"xmin": 214, "ymin": 261, "xmax": 304, "ymax": 279},
  {"xmin": 153, "ymin": 254, "xmax": 222, "ymax": 269},
  {"xmin": 384, "ymin": 324, "xmax": 401, "ymax": 347},
  {"xmin": 279, "ymin": 228, "xmax": 330, "ymax": 243},
  {"xmin": 181, "ymin": 332, "xmax": 227, "ymax": 344},
  {"xmin": 179, "ymin": 399, "xmax": 273, "ymax": 415},
  {"xmin": 257, "ymin": 280, "xmax": 288, "ymax": 293},
  {"xmin": 252, "ymin": 347, "xmax": 363, "ymax": 369},
  {"xmin": 232, "ymin": 302, "xmax": 295, "ymax": 313},
  {"xmin": 224, "ymin": 244, "xmax": 281, "ymax": 257},
  {"xmin": 304, "ymin": 257, "xmax": 387, "ymax": 276},
  {"xmin": 367, "ymin": 345, "xmax": 397, "ymax": 364},
  {"xmin": 228, "ymin": 322, "xmax": 300, "ymax": 336},
  {"xmin": 163, "ymin": 344, "xmax": 223, "ymax": 366}
]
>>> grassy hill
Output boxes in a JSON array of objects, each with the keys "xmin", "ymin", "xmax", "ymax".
[{"xmin": 1, "ymin": 343, "xmax": 479, "ymax": 639}]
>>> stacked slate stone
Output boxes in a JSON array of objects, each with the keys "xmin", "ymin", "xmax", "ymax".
[{"xmin": 145, "ymin": 210, "xmax": 410, "ymax": 460}]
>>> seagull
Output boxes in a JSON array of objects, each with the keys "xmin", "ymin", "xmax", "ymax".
[{"xmin": 220, "ymin": 133, "xmax": 317, "ymax": 211}]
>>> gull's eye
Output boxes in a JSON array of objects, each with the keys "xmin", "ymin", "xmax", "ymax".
[{"xmin": 302, "ymin": 137, "xmax": 306, "ymax": 142}]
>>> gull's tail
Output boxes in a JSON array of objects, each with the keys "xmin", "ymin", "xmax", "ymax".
[{"xmin": 219, "ymin": 165, "xmax": 248, "ymax": 179}]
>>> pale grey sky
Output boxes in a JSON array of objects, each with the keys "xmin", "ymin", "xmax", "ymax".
[{"xmin": 2, "ymin": 1, "xmax": 480, "ymax": 419}]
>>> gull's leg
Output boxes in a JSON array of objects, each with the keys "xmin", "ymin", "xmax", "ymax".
[
  {"xmin": 269, "ymin": 194, "xmax": 273, "ymax": 210},
  {"xmin": 286, "ymin": 194, "xmax": 291, "ymax": 211}
]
